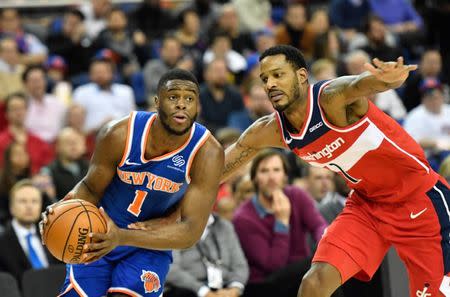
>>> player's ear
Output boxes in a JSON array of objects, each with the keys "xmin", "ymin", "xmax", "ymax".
[
  {"xmin": 154, "ymin": 96, "xmax": 159, "ymax": 108},
  {"xmin": 296, "ymin": 68, "xmax": 308, "ymax": 84}
]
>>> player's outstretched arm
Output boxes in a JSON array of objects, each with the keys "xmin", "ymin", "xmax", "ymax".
[
  {"xmin": 322, "ymin": 57, "xmax": 417, "ymax": 106},
  {"xmin": 222, "ymin": 113, "xmax": 286, "ymax": 182},
  {"xmin": 85, "ymin": 135, "xmax": 225, "ymax": 252}
]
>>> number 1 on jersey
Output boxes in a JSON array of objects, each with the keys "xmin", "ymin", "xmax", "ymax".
[{"xmin": 127, "ymin": 190, "xmax": 148, "ymax": 217}]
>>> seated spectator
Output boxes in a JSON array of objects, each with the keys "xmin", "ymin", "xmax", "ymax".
[
  {"xmin": 131, "ymin": 0, "xmax": 175, "ymax": 42},
  {"xmin": 345, "ymin": 50, "xmax": 406, "ymax": 120},
  {"xmin": 203, "ymin": 31, "xmax": 247, "ymax": 75},
  {"xmin": 210, "ymin": 4, "xmax": 255, "ymax": 56},
  {"xmin": 274, "ymin": 4, "xmax": 308, "ymax": 53},
  {"xmin": 232, "ymin": 0, "xmax": 271, "ymax": 33},
  {"xmin": 402, "ymin": 49, "xmax": 445, "ymax": 112},
  {"xmin": 302, "ymin": 166, "xmax": 335, "ymax": 205},
  {"xmin": 65, "ymin": 103, "xmax": 96, "ymax": 158},
  {"xmin": 310, "ymin": 59, "xmax": 337, "ymax": 82},
  {"xmin": 23, "ymin": 65, "xmax": 67, "ymax": 143},
  {"xmin": 318, "ymin": 174, "xmax": 349, "ymax": 225},
  {"xmin": 73, "ymin": 58, "xmax": 135, "ymax": 133},
  {"xmin": 233, "ymin": 175, "xmax": 255, "ymax": 207},
  {"xmin": 143, "ymin": 36, "xmax": 190, "ymax": 98},
  {"xmin": 165, "ymin": 214, "xmax": 249, "ymax": 297},
  {"xmin": 0, "ymin": 142, "xmax": 31, "ymax": 224},
  {"xmin": 329, "ymin": 0, "xmax": 370, "ymax": 40},
  {"xmin": 312, "ymin": 29, "xmax": 344, "ymax": 65},
  {"xmin": 228, "ymin": 82, "xmax": 274, "ymax": 132},
  {"xmin": 174, "ymin": 8, "xmax": 206, "ymax": 64},
  {"xmin": 403, "ymin": 78, "xmax": 450, "ymax": 169},
  {"xmin": 0, "ymin": 8, "xmax": 47, "ymax": 66},
  {"xmin": 352, "ymin": 15, "xmax": 402, "ymax": 62},
  {"xmin": 199, "ymin": 59, "xmax": 244, "ymax": 132},
  {"xmin": 0, "ymin": 93, "xmax": 53, "ymax": 174},
  {"xmin": 47, "ymin": 8, "xmax": 100, "ymax": 80},
  {"xmin": 233, "ymin": 149, "xmax": 327, "ymax": 297},
  {"xmin": 97, "ymin": 8, "xmax": 143, "ymax": 79},
  {"xmin": 40, "ymin": 128, "xmax": 89, "ymax": 200},
  {"xmin": 0, "ymin": 180, "xmax": 60, "ymax": 287},
  {"xmin": 0, "ymin": 38, "xmax": 25, "ymax": 101},
  {"xmin": 79, "ymin": 0, "xmax": 112, "ymax": 39}
]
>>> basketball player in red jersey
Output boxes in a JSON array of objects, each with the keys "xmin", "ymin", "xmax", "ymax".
[{"xmin": 222, "ymin": 45, "xmax": 450, "ymax": 297}]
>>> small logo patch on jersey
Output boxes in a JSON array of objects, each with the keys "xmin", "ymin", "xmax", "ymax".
[
  {"xmin": 125, "ymin": 159, "xmax": 140, "ymax": 166},
  {"xmin": 172, "ymin": 155, "xmax": 185, "ymax": 167},
  {"xmin": 410, "ymin": 208, "xmax": 427, "ymax": 219},
  {"xmin": 285, "ymin": 136, "xmax": 293, "ymax": 144},
  {"xmin": 309, "ymin": 122, "xmax": 323, "ymax": 133},
  {"xmin": 141, "ymin": 270, "xmax": 161, "ymax": 293}
]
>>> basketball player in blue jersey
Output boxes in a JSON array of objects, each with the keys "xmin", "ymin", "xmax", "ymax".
[{"xmin": 40, "ymin": 69, "xmax": 224, "ymax": 297}]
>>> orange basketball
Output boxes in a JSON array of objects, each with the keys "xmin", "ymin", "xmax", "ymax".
[{"xmin": 43, "ymin": 199, "xmax": 107, "ymax": 264}]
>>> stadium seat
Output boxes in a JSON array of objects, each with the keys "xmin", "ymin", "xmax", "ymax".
[
  {"xmin": 0, "ymin": 271, "xmax": 22, "ymax": 297},
  {"xmin": 21, "ymin": 265, "xmax": 66, "ymax": 297}
]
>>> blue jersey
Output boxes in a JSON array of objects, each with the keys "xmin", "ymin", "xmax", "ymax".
[{"xmin": 100, "ymin": 111, "xmax": 210, "ymax": 229}]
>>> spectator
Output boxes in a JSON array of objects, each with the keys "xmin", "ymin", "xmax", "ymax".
[
  {"xmin": 310, "ymin": 59, "xmax": 337, "ymax": 82},
  {"xmin": 0, "ymin": 8, "xmax": 47, "ymax": 66},
  {"xmin": 312, "ymin": 29, "xmax": 344, "ymax": 64},
  {"xmin": 254, "ymin": 28, "xmax": 276, "ymax": 55},
  {"xmin": 228, "ymin": 82, "xmax": 274, "ymax": 132},
  {"xmin": 176, "ymin": 0, "xmax": 221, "ymax": 36},
  {"xmin": 329, "ymin": 0, "xmax": 370, "ymax": 39},
  {"xmin": 65, "ymin": 103, "xmax": 96, "ymax": 158},
  {"xmin": 0, "ymin": 93, "xmax": 53, "ymax": 175},
  {"xmin": 303, "ymin": 166, "xmax": 335, "ymax": 204},
  {"xmin": 403, "ymin": 78, "xmax": 450, "ymax": 167},
  {"xmin": 352, "ymin": 15, "xmax": 402, "ymax": 62},
  {"xmin": 274, "ymin": 4, "xmax": 309, "ymax": 54},
  {"xmin": 233, "ymin": 175, "xmax": 255, "ymax": 206},
  {"xmin": 79, "ymin": 0, "xmax": 112, "ymax": 39},
  {"xmin": 233, "ymin": 149, "xmax": 327, "ymax": 297},
  {"xmin": 0, "ymin": 38, "xmax": 25, "ymax": 101},
  {"xmin": 199, "ymin": 58, "xmax": 244, "ymax": 132},
  {"xmin": 143, "ymin": 36, "xmax": 187, "ymax": 98},
  {"xmin": 73, "ymin": 58, "xmax": 135, "ymax": 133},
  {"xmin": 203, "ymin": 31, "xmax": 247, "ymax": 75},
  {"xmin": 210, "ymin": 4, "xmax": 255, "ymax": 56},
  {"xmin": 232, "ymin": 0, "xmax": 271, "ymax": 33},
  {"xmin": 318, "ymin": 174, "xmax": 349, "ymax": 225},
  {"xmin": 0, "ymin": 180, "xmax": 60, "ymax": 286},
  {"xmin": 131, "ymin": 0, "xmax": 175, "ymax": 42},
  {"xmin": 439, "ymin": 155, "xmax": 450, "ymax": 183},
  {"xmin": 47, "ymin": 8, "xmax": 99, "ymax": 80},
  {"xmin": 40, "ymin": 128, "xmax": 88, "ymax": 200},
  {"xmin": 0, "ymin": 142, "xmax": 31, "ymax": 223},
  {"xmin": 97, "ymin": 8, "xmax": 143, "ymax": 79},
  {"xmin": 345, "ymin": 50, "xmax": 406, "ymax": 120},
  {"xmin": 165, "ymin": 214, "xmax": 249, "ymax": 297},
  {"xmin": 174, "ymin": 8, "xmax": 206, "ymax": 64},
  {"xmin": 23, "ymin": 65, "xmax": 66, "ymax": 143},
  {"xmin": 44, "ymin": 55, "xmax": 72, "ymax": 106},
  {"xmin": 402, "ymin": 49, "xmax": 445, "ymax": 112}
]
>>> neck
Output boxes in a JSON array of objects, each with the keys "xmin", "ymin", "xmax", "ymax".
[
  {"xmin": 283, "ymin": 84, "xmax": 310, "ymax": 132},
  {"xmin": 33, "ymin": 94, "xmax": 45, "ymax": 101},
  {"xmin": 147, "ymin": 116, "xmax": 191, "ymax": 158},
  {"xmin": 257, "ymin": 193, "xmax": 273, "ymax": 212}
]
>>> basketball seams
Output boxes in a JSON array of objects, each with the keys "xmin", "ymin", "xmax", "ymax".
[
  {"xmin": 87, "ymin": 210, "xmax": 107, "ymax": 231},
  {"xmin": 61, "ymin": 210, "xmax": 90, "ymax": 263},
  {"xmin": 45, "ymin": 205, "xmax": 83, "ymax": 243}
]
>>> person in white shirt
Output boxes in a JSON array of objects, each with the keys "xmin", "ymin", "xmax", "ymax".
[
  {"xmin": 404, "ymin": 78, "xmax": 450, "ymax": 153},
  {"xmin": 0, "ymin": 179, "xmax": 59, "ymax": 285},
  {"xmin": 79, "ymin": 0, "xmax": 112, "ymax": 39},
  {"xmin": 73, "ymin": 58, "xmax": 136, "ymax": 133},
  {"xmin": 23, "ymin": 65, "xmax": 66, "ymax": 143}
]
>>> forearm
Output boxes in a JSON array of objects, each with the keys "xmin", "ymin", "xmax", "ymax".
[
  {"xmin": 119, "ymin": 219, "xmax": 200, "ymax": 250},
  {"xmin": 63, "ymin": 179, "xmax": 103, "ymax": 205},
  {"xmin": 352, "ymin": 71, "xmax": 403, "ymax": 96},
  {"xmin": 222, "ymin": 142, "xmax": 258, "ymax": 182}
]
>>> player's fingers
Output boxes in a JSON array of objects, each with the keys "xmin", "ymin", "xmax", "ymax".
[
  {"xmin": 364, "ymin": 63, "xmax": 381, "ymax": 77},
  {"xmin": 99, "ymin": 207, "xmax": 113, "ymax": 226},
  {"xmin": 90, "ymin": 232, "xmax": 107, "ymax": 242},
  {"xmin": 128, "ymin": 223, "xmax": 148, "ymax": 230},
  {"xmin": 397, "ymin": 56, "xmax": 404, "ymax": 68},
  {"xmin": 372, "ymin": 58, "xmax": 386, "ymax": 70},
  {"xmin": 406, "ymin": 64, "xmax": 418, "ymax": 71},
  {"xmin": 83, "ymin": 241, "xmax": 108, "ymax": 252}
]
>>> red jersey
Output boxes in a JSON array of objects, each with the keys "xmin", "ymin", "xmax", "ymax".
[{"xmin": 276, "ymin": 80, "xmax": 439, "ymax": 202}]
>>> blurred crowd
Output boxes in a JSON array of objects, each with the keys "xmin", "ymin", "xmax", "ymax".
[{"xmin": 0, "ymin": 0, "xmax": 449, "ymax": 296}]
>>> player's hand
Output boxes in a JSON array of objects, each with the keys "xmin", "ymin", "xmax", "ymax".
[
  {"xmin": 216, "ymin": 287, "xmax": 241, "ymax": 297},
  {"xmin": 128, "ymin": 205, "xmax": 181, "ymax": 230},
  {"xmin": 82, "ymin": 207, "xmax": 120, "ymax": 264},
  {"xmin": 39, "ymin": 191, "xmax": 75, "ymax": 245},
  {"xmin": 364, "ymin": 57, "xmax": 417, "ymax": 85},
  {"xmin": 272, "ymin": 188, "xmax": 291, "ymax": 226}
]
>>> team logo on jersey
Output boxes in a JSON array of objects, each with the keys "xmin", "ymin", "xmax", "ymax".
[
  {"xmin": 140, "ymin": 270, "xmax": 161, "ymax": 293},
  {"xmin": 416, "ymin": 283, "xmax": 431, "ymax": 297},
  {"xmin": 301, "ymin": 137, "xmax": 345, "ymax": 161},
  {"xmin": 172, "ymin": 155, "xmax": 185, "ymax": 167}
]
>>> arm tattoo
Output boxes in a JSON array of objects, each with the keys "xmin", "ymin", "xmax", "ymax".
[{"xmin": 223, "ymin": 143, "xmax": 255, "ymax": 175}]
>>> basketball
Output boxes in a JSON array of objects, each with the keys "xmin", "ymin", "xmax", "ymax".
[{"xmin": 43, "ymin": 199, "xmax": 107, "ymax": 264}]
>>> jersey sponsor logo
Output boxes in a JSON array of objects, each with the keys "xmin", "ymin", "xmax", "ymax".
[
  {"xmin": 124, "ymin": 159, "xmax": 140, "ymax": 166},
  {"xmin": 309, "ymin": 121, "xmax": 323, "ymax": 133},
  {"xmin": 117, "ymin": 168, "xmax": 183, "ymax": 193},
  {"xmin": 416, "ymin": 284, "xmax": 431, "ymax": 297},
  {"xmin": 410, "ymin": 208, "xmax": 427, "ymax": 219},
  {"xmin": 301, "ymin": 137, "xmax": 345, "ymax": 161},
  {"xmin": 172, "ymin": 155, "xmax": 185, "ymax": 167},
  {"xmin": 140, "ymin": 270, "xmax": 161, "ymax": 293}
]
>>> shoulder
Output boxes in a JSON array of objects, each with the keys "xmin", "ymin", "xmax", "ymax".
[
  {"xmin": 284, "ymin": 185, "xmax": 312, "ymax": 203},
  {"xmin": 112, "ymin": 83, "xmax": 134, "ymax": 94},
  {"xmin": 195, "ymin": 133, "xmax": 224, "ymax": 162},
  {"xmin": 240, "ymin": 113, "xmax": 284, "ymax": 147}
]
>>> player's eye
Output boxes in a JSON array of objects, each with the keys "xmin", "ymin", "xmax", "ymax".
[
  {"xmin": 186, "ymin": 96, "xmax": 193, "ymax": 102},
  {"xmin": 274, "ymin": 72, "xmax": 282, "ymax": 78},
  {"xmin": 169, "ymin": 95, "xmax": 177, "ymax": 100},
  {"xmin": 261, "ymin": 77, "xmax": 268, "ymax": 84}
]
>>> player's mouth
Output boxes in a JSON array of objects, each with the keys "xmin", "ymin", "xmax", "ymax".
[
  {"xmin": 172, "ymin": 112, "xmax": 189, "ymax": 124},
  {"xmin": 269, "ymin": 90, "xmax": 285, "ymax": 102}
]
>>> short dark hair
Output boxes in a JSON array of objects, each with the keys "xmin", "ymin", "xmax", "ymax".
[
  {"xmin": 22, "ymin": 65, "xmax": 46, "ymax": 82},
  {"xmin": 259, "ymin": 45, "xmax": 307, "ymax": 71},
  {"xmin": 250, "ymin": 149, "xmax": 290, "ymax": 185},
  {"xmin": 157, "ymin": 68, "xmax": 199, "ymax": 94},
  {"xmin": 5, "ymin": 92, "xmax": 28, "ymax": 111}
]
